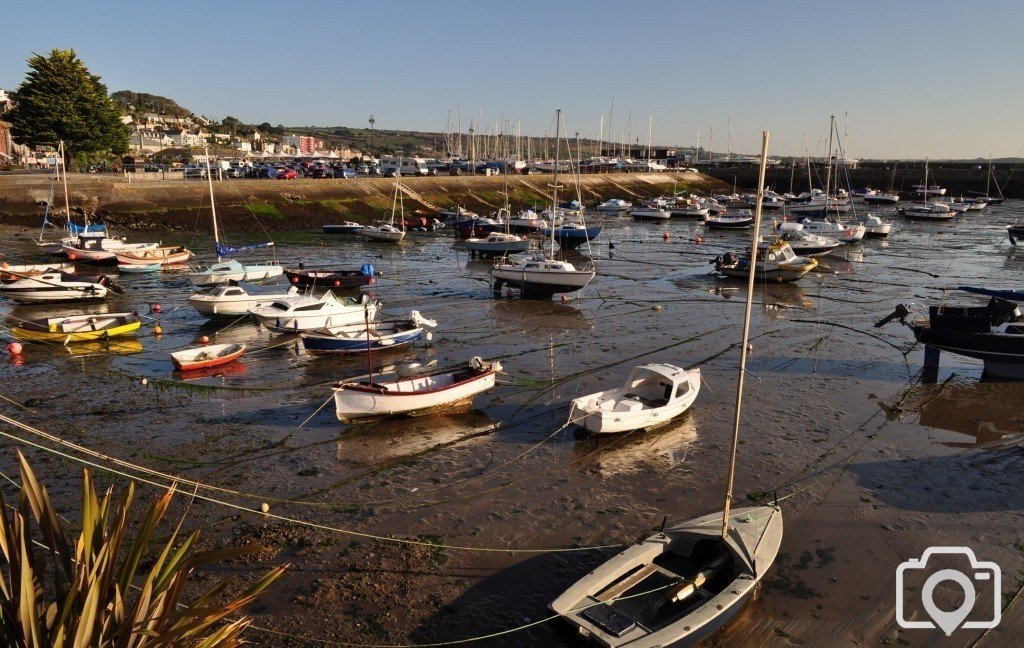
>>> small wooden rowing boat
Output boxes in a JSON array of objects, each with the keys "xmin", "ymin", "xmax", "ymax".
[
  {"xmin": 170, "ymin": 343, "xmax": 247, "ymax": 371},
  {"xmin": 115, "ymin": 245, "xmax": 194, "ymax": 266},
  {"xmin": 11, "ymin": 312, "xmax": 141, "ymax": 343},
  {"xmin": 332, "ymin": 357, "xmax": 500, "ymax": 422}
]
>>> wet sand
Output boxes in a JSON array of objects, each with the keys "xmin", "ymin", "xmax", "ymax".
[{"xmin": 1, "ymin": 203, "xmax": 1023, "ymax": 647}]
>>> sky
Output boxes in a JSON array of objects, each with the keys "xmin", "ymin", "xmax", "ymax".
[{"xmin": 2, "ymin": 0, "xmax": 1022, "ymax": 159}]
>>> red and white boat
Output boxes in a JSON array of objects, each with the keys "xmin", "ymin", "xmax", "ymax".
[
  {"xmin": 170, "ymin": 342, "xmax": 247, "ymax": 371},
  {"xmin": 332, "ymin": 357, "xmax": 500, "ymax": 423}
]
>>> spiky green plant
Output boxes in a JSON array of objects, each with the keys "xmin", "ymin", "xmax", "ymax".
[{"xmin": 0, "ymin": 451, "xmax": 286, "ymax": 646}]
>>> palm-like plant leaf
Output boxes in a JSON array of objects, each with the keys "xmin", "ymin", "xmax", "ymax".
[{"xmin": 0, "ymin": 451, "xmax": 286, "ymax": 647}]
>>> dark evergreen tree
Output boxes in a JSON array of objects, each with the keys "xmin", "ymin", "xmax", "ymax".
[{"xmin": 6, "ymin": 49, "xmax": 129, "ymax": 164}]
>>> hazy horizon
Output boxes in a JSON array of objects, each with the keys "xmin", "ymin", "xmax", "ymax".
[{"xmin": 2, "ymin": 0, "xmax": 1022, "ymax": 160}]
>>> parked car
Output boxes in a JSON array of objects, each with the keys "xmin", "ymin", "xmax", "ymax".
[
  {"xmin": 338, "ymin": 167, "xmax": 356, "ymax": 179},
  {"xmin": 310, "ymin": 167, "xmax": 335, "ymax": 179},
  {"xmin": 276, "ymin": 168, "xmax": 298, "ymax": 180}
]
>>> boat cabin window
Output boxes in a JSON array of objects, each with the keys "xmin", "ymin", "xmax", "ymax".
[
  {"xmin": 224, "ymin": 288, "xmax": 244, "ymax": 296},
  {"xmin": 295, "ymin": 304, "xmax": 322, "ymax": 312},
  {"xmin": 269, "ymin": 301, "xmax": 290, "ymax": 310}
]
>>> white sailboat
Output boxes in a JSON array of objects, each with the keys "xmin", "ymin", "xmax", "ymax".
[
  {"xmin": 186, "ymin": 150, "xmax": 283, "ymax": 287},
  {"xmin": 361, "ymin": 168, "xmax": 407, "ymax": 243},
  {"xmin": 898, "ymin": 159, "xmax": 956, "ymax": 222},
  {"xmin": 550, "ymin": 131, "xmax": 783, "ymax": 646},
  {"xmin": 491, "ymin": 108, "xmax": 595, "ymax": 298}
]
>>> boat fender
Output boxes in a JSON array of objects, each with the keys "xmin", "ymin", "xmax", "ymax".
[{"xmin": 361, "ymin": 263, "xmax": 375, "ymax": 276}]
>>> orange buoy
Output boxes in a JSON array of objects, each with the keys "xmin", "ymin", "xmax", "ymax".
[
  {"xmin": 292, "ymin": 276, "xmax": 299, "ymax": 283},
  {"xmin": 153, "ymin": 325, "xmax": 163, "ymax": 335},
  {"xmin": 333, "ymin": 279, "xmax": 341, "ymax": 286},
  {"xmin": 151, "ymin": 303, "xmax": 162, "ymax": 313},
  {"xmin": 200, "ymin": 335, "xmax": 210, "ymax": 345},
  {"xmin": 695, "ymin": 236, "xmax": 702, "ymax": 244},
  {"xmin": 662, "ymin": 232, "xmax": 669, "ymax": 241},
  {"xmin": 8, "ymin": 342, "xmax": 23, "ymax": 355}
]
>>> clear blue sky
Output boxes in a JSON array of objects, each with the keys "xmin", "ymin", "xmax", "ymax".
[{"xmin": 2, "ymin": 0, "xmax": 1022, "ymax": 159}]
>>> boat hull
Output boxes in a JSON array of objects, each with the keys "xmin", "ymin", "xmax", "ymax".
[
  {"xmin": 491, "ymin": 267, "xmax": 595, "ymax": 298},
  {"xmin": 186, "ymin": 263, "xmax": 284, "ymax": 287},
  {"xmin": 550, "ymin": 506, "xmax": 783, "ymax": 648},
  {"xmin": 284, "ymin": 269, "xmax": 373, "ymax": 289},
  {"xmin": 913, "ymin": 326, "xmax": 1024, "ymax": 379},
  {"xmin": 12, "ymin": 320, "xmax": 140, "ymax": 343},
  {"xmin": 171, "ymin": 343, "xmax": 246, "ymax": 371},
  {"xmin": 464, "ymin": 240, "xmax": 531, "ymax": 258},
  {"xmin": 301, "ymin": 327, "xmax": 423, "ymax": 354},
  {"xmin": 322, "ymin": 224, "xmax": 365, "ymax": 234},
  {"xmin": 333, "ymin": 367, "xmax": 496, "ymax": 422},
  {"xmin": 538, "ymin": 226, "xmax": 603, "ymax": 250}
]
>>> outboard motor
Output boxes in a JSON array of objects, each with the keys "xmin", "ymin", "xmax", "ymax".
[{"xmin": 874, "ymin": 304, "xmax": 912, "ymax": 328}]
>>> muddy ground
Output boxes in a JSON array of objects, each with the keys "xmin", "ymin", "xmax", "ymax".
[{"xmin": 0, "ymin": 201, "xmax": 1023, "ymax": 647}]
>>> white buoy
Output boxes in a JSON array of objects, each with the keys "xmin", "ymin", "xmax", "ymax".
[
  {"xmin": 141, "ymin": 377, "xmax": 148, "ymax": 386},
  {"xmin": 260, "ymin": 502, "xmax": 270, "ymax": 513}
]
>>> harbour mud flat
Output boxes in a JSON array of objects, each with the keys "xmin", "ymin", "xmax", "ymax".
[
  {"xmin": 0, "ymin": 171, "xmax": 722, "ymax": 233},
  {"xmin": 0, "ymin": 204, "xmax": 1023, "ymax": 647}
]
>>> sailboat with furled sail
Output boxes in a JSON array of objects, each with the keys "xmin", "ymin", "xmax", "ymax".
[
  {"xmin": 186, "ymin": 150, "xmax": 283, "ymax": 287},
  {"xmin": 491, "ymin": 108, "xmax": 595, "ymax": 298},
  {"xmin": 550, "ymin": 131, "xmax": 783, "ymax": 647}
]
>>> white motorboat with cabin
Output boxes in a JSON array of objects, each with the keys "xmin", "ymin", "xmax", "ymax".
[
  {"xmin": 852, "ymin": 212, "xmax": 892, "ymax": 237},
  {"xmin": 596, "ymin": 198, "xmax": 632, "ymax": 212},
  {"xmin": 188, "ymin": 283, "xmax": 299, "ymax": 318},
  {"xmin": 797, "ymin": 217, "xmax": 865, "ymax": 243},
  {"xmin": 572, "ymin": 364, "xmax": 701, "ymax": 434},
  {"xmin": 322, "ymin": 222, "xmax": 365, "ymax": 234},
  {"xmin": 715, "ymin": 240, "xmax": 818, "ymax": 283},
  {"xmin": 249, "ymin": 292, "xmax": 379, "ymax": 333},
  {"xmin": 465, "ymin": 231, "xmax": 531, "ymax": 258},
  {"xmin": 0, "ymin": 269, "xmax": 118, "ymax": 304},
  {"xmin": 764, "ymin": 222, "xmax": 841, "ymax": 257},
  {"xmin": 631, "ymin": 206, "xmax": 671, "ymax": 221}
]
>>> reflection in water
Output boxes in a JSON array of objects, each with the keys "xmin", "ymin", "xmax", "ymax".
[
  {"xmin": 489, "ymin": 299, "xmax": 593, "ymax": 331},
  {"xmin": 62, "ymin": 339, "xmax": 144, "ymax": 357},
  {"xmin": 1003, "ymin": 248, "xmax": 1024, "ymax": 271},
  {"xmin": 7, "ymin": 301, "xmax": 116, "ymax": 326},
  {"xmin": 909, "ymin": 380, "xmax": 1024, "ymax": 448},
  {"xmin": 571, "ymin": 413, "xmax": 698, "ymax": 476},
  {"xmin": 335, "ymin": 409, "xmax": 495, "ymax": 465},
  {"xmin": 705, "ymin": 282, "xmax": 812, "ymax": 319}
]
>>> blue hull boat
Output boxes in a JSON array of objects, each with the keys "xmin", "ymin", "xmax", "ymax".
[
  {"xmin": 300, "ymin": 319, "xmax": 425, "ymax": 354},
  {"xmin": 958, "ymin": 286, "xmax": 1024, "ymax": 301},
  {"xmin": 538, "ymin": 224, "xmax": 603, "ymax": 250}
]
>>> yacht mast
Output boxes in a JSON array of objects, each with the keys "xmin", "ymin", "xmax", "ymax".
[
  {"xmin": 58, "ymin": 141, "xmax": 70, "ymax": 226},
  {"xmin": 823, "ymin": 115, "xmax": 835, "ymax": 218},
  {"xmin": 203, "ymin": 147, "xmax": 221, "ymax": 261},
  {"xmin": 551, "ymin": 109, "xmax": 562, "ymax": 260},
  {"xmin": 721, "ymin": 130, "xmax": 770, "ymax": 540}
]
